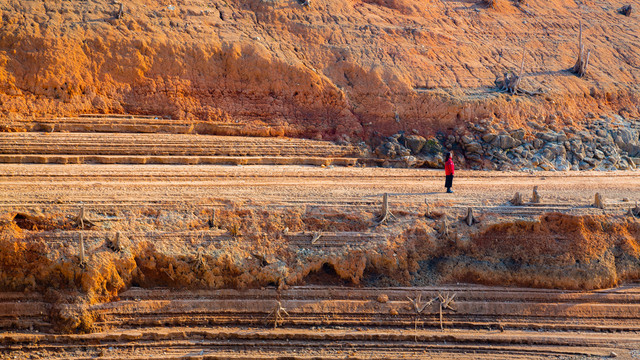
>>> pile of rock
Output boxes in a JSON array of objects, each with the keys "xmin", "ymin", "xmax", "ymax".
[
  {"xmin": 374, "ymin": 132, "xmax": 445, "ymax": 168},
  {"xmin": 371, "ymin": 115, "xmax": 640, "ymax": 171},
  {"xmin": 455, "ymin": 116, "xmax": 640, "ymax": 171}
]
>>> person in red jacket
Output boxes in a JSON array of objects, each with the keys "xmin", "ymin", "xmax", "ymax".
[{"xmin": 444, "ymin": 152, "xmax": 454, "ymax": 193}]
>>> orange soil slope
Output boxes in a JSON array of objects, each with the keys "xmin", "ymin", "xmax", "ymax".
[{"xmin": 1, "ymin": 0, "xmax": 640, "ymax": 139}]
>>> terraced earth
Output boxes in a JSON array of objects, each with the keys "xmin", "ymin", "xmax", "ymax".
[
  {"xmin": 1, "ymin": 117, "xmax": 640, "ymax": 359},
  {"xmin": 2, "ymin": 285, "xmax": 640, "ymax": 359}
]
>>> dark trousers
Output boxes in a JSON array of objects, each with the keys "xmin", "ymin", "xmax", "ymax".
[{"xmin": 445, "ymin": 175, "xmax": 454, "ymax": 189}]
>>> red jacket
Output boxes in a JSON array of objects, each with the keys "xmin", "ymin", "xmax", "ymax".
[{"xmin": 445, "ymin": 158, "xmax": 454, "ymax": 176}]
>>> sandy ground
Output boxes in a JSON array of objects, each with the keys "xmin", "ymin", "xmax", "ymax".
[{"xmin": 1, "ymin": 164, "xmax": 639, "ymax": 213}]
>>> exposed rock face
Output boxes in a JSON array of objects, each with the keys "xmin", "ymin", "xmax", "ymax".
[
  {"xmin": 377, "ymin": 116, "xmax": 640, "ymax": 171},
  {"xmin": 453, "ymin": 116, "xmax": 640, "ymax": 171},
  {"xmin": 1, "ymin": 0, "xmax": 640, "ymax": 141}
]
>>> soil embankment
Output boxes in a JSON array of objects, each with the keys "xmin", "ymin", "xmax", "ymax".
[{"xmin": 1, "ymin": 0, "xmax": 640, "ymax": 140}]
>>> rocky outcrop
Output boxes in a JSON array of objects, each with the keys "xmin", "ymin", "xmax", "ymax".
[
  {"xmin": 451, "ymin": 115, "xmax": 640, "ymax": 171},
  {"xmin": 375, "ymin": 132, "xmax": 444, "ymax": 168},
  {"xmin": 374, "ymin": 115, "xmax": 640, "ymax": 171}
]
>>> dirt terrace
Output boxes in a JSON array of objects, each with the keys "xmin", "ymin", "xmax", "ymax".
[
  {"xmin": 2, "ymin": 285, "xmax": 640, "ymax": 359},
  {"xmin": 1, "ymin": 163, "xmax": 639, "ymax": 211},
  {"xmin": 1, "ymin": 122, "xmax": 640, "ymax": 359}
]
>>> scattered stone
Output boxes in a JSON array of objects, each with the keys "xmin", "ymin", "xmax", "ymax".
[
  {"xmin": 618, "ymin": 4, "xmax": 632, "ymax": 16},
  {"xmin": 377, "ymin": 294, "xmax": 389, "ymax": 303},
  {"xmin": 482, "ymin": 133, "xmax": 497, "ymax": 143},
  {"xmin": 465, "ymin": 141, "xmax": 483, "ymax": 154},
  {"xmin": 510, "ymin": 129, "xmax": 526, "ymax": 141}
]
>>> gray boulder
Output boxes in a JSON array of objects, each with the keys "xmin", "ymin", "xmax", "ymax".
[
  {"xmin": 464, "ymin": 141, "xmax": 483, "ymax": 154},
  {"xmin": 537, "ymin": 132, "xmax": 558, "ymax": 142},
  {"xmin": 510, "ymin": 129, "xmax": 526, "ymax": 141},
  {"xmin": 421, "ymin": 137, "xmax": 444, "ymax": 155},
  {"xmin": 422, "ymin": 153, "xmax": 444, "ymax": 168},
  {"xmin": 492, "ymin": 135, "xmax": 521, "ymax": 149},
  {"xmin": 375, "ymin": 139, "xmax": 411, "ymax": 159},
  {"xmin": 482, "ymin": 133, "xmax": 497, "ymax": 143},
  {"xmin": 404, "ymin": 135, "xmax": 427, "ymax": 155}
]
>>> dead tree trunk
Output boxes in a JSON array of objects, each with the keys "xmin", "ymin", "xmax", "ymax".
[
  {"xmin": 115, "ymin": 2, "xmax": 124, "ymax": 19},
  {"xmin": 593, "ymin": 193, "xmax": 605, "ymax": 209},
  {"xmin": 464, "ymin": 207, "xmax": 477, "ymax": 226},
  {"xmin": 530, "ymin": 186, "xmax": 541, "ymax": 203},
  {"xmin": 571, "ymin": 21, "xmax": 590, "ymax": 77},
  {"xmin": 377, "ymin": 193, "xmax": 396, "ymax": 225},
  {"xmin": 500, "ymin": 51, "xmax": 526, "ymax": 94},
  {"xmin": 510, "ymin": 192, "xmax": 523, "ymax": 206}
]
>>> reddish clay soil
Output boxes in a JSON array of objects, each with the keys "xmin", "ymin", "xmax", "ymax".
[{"xmin": 1, "ymin": 0, "xmax": 640, "ymax": 139}]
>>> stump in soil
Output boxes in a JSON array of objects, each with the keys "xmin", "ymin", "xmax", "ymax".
[
  {"xmin": 438, "ymin": 292, "xmax": 456, "ymax": 330},
  {"xmin": 531, "ymin": 186, "xmax": 541, "ymax": 203},
  {"xmin": 498, "ymin": 51, "xmax": 526, "ymax": 95},
  {"xmin": 377, "ymin": 193, "xmax": 396, "ymax": 225},
  {"xmin": 571, "ymin": 21, "xmax": 590, "ymax": 77},
  {"xmin": 107, "ymin": 231, "xmax": 125, "ymax": 252},
  {"xmin": 463, "ymin": 207, "xmax": 477, "ymax": 226},
  {"xmin": 193, "ymin": 247, "xmax": 208, "ymax": 271},
  {"xmin": 266, "ymin": 301, "xmax": 289, "ymax": 329},
  {"xmin": 437, "ymin": 218, "xmax": 450, "ymax": 238},
  {"xmin": 510, "ymin": 192, "xmax": 524, "ymax": 206},
  {"xmin": 75, "ymin": 205, "xmax": 95, "ymax": 229},
  {"xmin": 208, "ymin": 210, "xmax": 218, "ymax": 229},
  {"xmin": 115, "ymin": 2, "xmax": 124, "ymax": 19},
  {"xmin": 627, "ymin": 202, "xmax": 640, "ymax": 218},
  {"xmin": 593, "ymin": 193, "xmax": 605, "ymax": 209}
]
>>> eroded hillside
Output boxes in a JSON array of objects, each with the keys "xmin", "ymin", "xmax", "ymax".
[{"xmin": 1, "ymin": 0, "xmax": 639, "ymax": 140}]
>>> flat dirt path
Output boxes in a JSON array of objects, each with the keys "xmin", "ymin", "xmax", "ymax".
[{"xmin": 1, "ymin": 164, "xmax": 639, "ymax": 214}]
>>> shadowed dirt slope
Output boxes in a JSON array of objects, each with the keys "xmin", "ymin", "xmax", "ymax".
[{"xmin": 1, "ymin": 0, "xmax": 640, "ymax": 139}]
